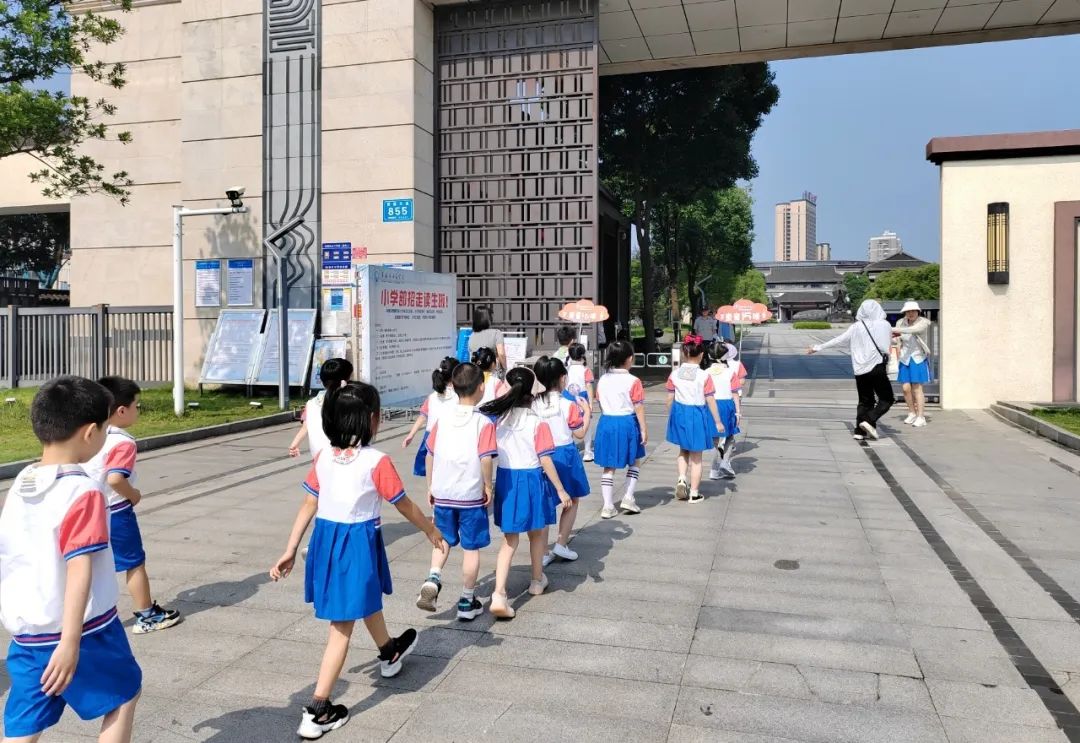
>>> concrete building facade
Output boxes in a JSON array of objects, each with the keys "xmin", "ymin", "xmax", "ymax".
[
  {"xmin": 774, "ymin": 194, "xmax": 817, "ymax": 262},
  {"xmin": 868, "ymin": 230, "xmax": 902, "ymax": 261},
  {"xmin": 815, "ymin": 242, "xmax": 832, "ymax": 261}
]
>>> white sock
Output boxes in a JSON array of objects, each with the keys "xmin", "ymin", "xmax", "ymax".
[
  {"xmin": 623, "ymin": 467, "xmax": 640, "ymax": 500},
  {"xmin": 429, "ymin": 567, "xmax": 441, "ymax": 579},
  {"xmin": 601, "ymin": 474, "xmax": 614, "ymax": 509},
  {"xmin": 461, "ymin": 587, "xmax": 474, "ymax": 601}
]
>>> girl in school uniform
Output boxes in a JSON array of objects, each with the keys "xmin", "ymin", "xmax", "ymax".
[
  {"xmin": 707, "ymin": 340, "xmax": 743, "ymax": 481},
  {"xmin": 402, "ymin": 357, "xmax": 459, "ymax": 476},
  {"xmin": 288, "ymin": 358, "xmax": 353, "ymax": 459},
  {"xmin": 533, "ymin": 356, "xmax": 591, "ymax": 565},
  {"xmin": 473, "ymin": 347, "xmax": 507, "ymax": 406},
  {"xmin": 665, "ymin": 335, "xmax": 724, "ymax": 504},
  {"xmin": 479, "ymin": 367, "xmax": 571, "ymax": 619},
  {"xmin": 593, "ymin": 340, "xmax": 648, "ymax": 519},
  {"xmin": 271, "ymin": 382, "xmax": 447, "ymax": 740},
  {"xmin": 564, "ymin": 342, "xmax": 597, "ymax": 462}
]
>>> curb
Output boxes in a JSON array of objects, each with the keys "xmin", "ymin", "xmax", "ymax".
[
  {"xmin": 990, "ymin": 402, "xmax": 1080, "ymax": 455},
  {"xmin": 0, "ymin": 411, "xmax": 298, "ymax": 480}
]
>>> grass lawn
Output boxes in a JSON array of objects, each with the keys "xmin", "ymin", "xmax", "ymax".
[
  {"xmin": 1, "ymin": 387, "xmax": 300, "ymax": 465},
  {"xmin": 1032, "ymin": 408, "xmax": 1080, "ymax": 437},
  {"xmin": 793, "ymin": 321, "xmax": 832, "ymax": 330}
]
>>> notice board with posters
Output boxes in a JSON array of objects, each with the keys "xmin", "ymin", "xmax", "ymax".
[
  {"xmin": 355, "ymin": 265, "xmax": 456, "ymax": 409},
  {"xmin": 199, "ymin": 309, "xmax": 267, "ymax": 384},
  {"xmin": 249, "ymin": 309, "xmax": 318, "ymax": 387}
]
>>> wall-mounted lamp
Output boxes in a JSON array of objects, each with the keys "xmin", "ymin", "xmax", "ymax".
[{"xmin": 987, "ymin": 202, "xmax": 1009, "ymax": 285}]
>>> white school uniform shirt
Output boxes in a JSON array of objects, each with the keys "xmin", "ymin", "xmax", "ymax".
[
  {"xmin": 665, "ymin": 363, "xmax": 715, "ymax": 405},
  {"xmin": 707, "ymin": 362, "xmax": 742, "ymax": 402},
  {"xmin": 597, "ymin": 369, "xmax": 645, "ymax": 416},
  {"xmin": 532, "ymin": 393, "xmax": 585, "ymax": 448},
  {"xmin": 480, "ymin": 374, "xmax": 507, "ymax": 406},
  {"xmin": 565, "ymin": 363, "xmax": 594, "ymax": 399},
  {"xmin": 83, "ymin": 426, "xmax": 138, "ymax": 513},
  {"xmin": 427, "ymin": 406, "xmax": 497, "ymax": 509},
  {"xmin": 0, "ymin": 465, "xmax": 119, "ymax": 646},
  {"xmin": 494, "ymin": 408, "xmax": 556, "ymax": 469},
  {"xmin": 303, "ymin": 391, "xmax": 330, "ymax": 457},
  {"xmin": 303, "ymin": 446, "xmax": 405, "ymax": 524},
  {"xmin": 421, "ymin": 390, "xmax": 458, "ymax": 433}
]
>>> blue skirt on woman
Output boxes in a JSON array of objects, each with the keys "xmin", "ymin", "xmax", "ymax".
[
  {"xmin": 549, "ymin": 443, "xmax": 590, "ymax": 499},
  {"xmin": 412, "ymin": 430, "xmax": 429, "ymax": 476},
  {"xmin": 666, "ymin": 401, "xmax": 718, "ymax": 452},
  {"xmin": 593, "ymin": 414, "xmax": 645, "ymax": 469},
  {"xmin": 494, "ymin": 467, "xmax": 551, "ymax": 533},
  {"xmin": 305, "ymin": 517, "xmax": 392, "ymax": 621},
  {"xmin": 898, "ymin": 359, "xmax": 931, "ymax": 384}
]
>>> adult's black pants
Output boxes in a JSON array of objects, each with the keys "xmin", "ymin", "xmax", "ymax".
[{"xmin": 855, "ymin": 362, "xmax": 895, "ymax": 430}]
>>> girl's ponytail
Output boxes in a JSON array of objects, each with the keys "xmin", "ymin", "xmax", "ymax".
[
  {"xmin": 471, "ymin": 346, "xmax": 496, "ymax": 371},
  {"xmin": 479, "ymin": 367, "xmax": 537, "ymax": 420},
  {"xmin": 432, "ymin": 356, "xmax": 460, "ymax": 394}
]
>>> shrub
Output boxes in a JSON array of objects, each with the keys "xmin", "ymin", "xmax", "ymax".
[{"xmin": 793, "ymin": 321, "xmax": 832, "ymax": 330}]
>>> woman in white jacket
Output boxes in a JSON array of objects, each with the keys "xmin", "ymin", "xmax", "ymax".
[
  {"xmin": 807, "ymin": 299, "xmax": 895, "ymax": 440},
  {"xmin": 893, "ymin": 301, "xmax": 932, "ymax": 428}
]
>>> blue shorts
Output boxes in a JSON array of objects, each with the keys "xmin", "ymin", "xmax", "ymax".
[
  {"xmin": 110, "ymin": 507, "xmax": 146, "ymax": 572},
  {"xmin": 434, "ymin": 505, "xmax": 491, "ymax": 550},
  {"xmin": 898, "ymin": 359, "xmax": 931, "ymax": 384},
  {"xmin": 4, "ymin": 617, "xmax": 142, "ymax": 738}
]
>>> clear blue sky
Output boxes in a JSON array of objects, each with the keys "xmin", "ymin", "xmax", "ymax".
[{"xmin": 749, "ymin": 34, "xmax": 1080, "ymax": 264}]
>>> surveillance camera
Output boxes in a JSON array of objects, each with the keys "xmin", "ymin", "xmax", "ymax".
[{"xmin": 225, "ymin": 186, "xmax": 245, "ymax": 207}]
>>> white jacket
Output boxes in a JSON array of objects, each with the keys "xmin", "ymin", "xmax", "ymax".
[
  {"xmin": 814, "ymin": 300, "xmax": 893, "ymax": 376},
  {"xmin": 894, "ymin": 316, "xmax": 931, "ymax": 365}
]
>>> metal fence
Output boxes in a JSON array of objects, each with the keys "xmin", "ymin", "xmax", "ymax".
[{"xmin": 1, "ymin": 305, "xmax": 172, "ymax": 388}]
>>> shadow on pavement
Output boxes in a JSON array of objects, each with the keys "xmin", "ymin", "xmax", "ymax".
[{"xmin": 172, "ymin": 572, "xmax": 272, "ymax": 618}]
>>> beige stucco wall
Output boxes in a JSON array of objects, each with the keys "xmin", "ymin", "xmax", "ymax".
[
  {"xmin": 939, "ymin": 154, "xmax": 1080, "ymax": 409},
  {"xmin": 0, "ymin": 154, "xmax": 69, "ymax": 215}
]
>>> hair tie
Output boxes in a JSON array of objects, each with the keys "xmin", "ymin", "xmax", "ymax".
[{"xmin": 683, "ymin": 333, "xmax": 703, "ymax": 346}]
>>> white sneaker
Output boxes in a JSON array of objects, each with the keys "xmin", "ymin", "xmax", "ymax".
[
  {"xmin": 600, "ymin": 506, "xmax": 618, "ymax": 519},
  {"xmin": 853, "ymin": 433, "xmax": 866, "ymax": 441},
  {"xmin": 542, "ymin": 551, "xmax": 555, "ymax": 567},
  {"xmin": 551, "ymin": 543, "xmax": 578, "ymax": 561},
  {"xmin": 859, "ymin": 421, "xmax": 880, "ymax": 440},
  {"xmin": 675, "ymin": 478, "xmax": 689, "ymax": 500},
  {"xmin": 913, "ymin": 416, "xmax": 927, "ymax": 427},
  {"xmin": 490, "ymin": 592, "xmax": 515, "ymax": 619},
  {"xmin": 620, "ymin": 496, "xmax": 641, "ymax": 514},
  {"xmin": 903, "ymin": 413, "xmax": 917, "ymax": 425},
  {"xmin": 528, "ymin": 573, "xmax": 549, "ymax": 596},
  {"xmin": 708, "ymin": 465, "xmax": 723, "ymax": 481},
  {"xmin": 721, "ymin": 461, "xmax": 736, "ymax": 479},
  {"xmin": 583, "ymin": 450, "xmax": 595, "ymax": 462},
  {"xmin": 298, "ymin": 704, "xmax": 349, "ymax": 740}
]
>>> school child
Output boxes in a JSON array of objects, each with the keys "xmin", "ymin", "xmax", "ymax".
[
  {"xmin": 472, "ymin": 347, "xmax": 506, "ymax": 406},
  {"xmin": 708, "ymin": 341, "xmax": 743, "ymax": 480},
  {"xmin": 552, "ymin": 325, "xmax": 576, "ymax": 362},
  {"xmin": 479, "ymin": 368, "xmax": 571, "ymax": 619},
  {"xmin": 85, "ymin": 376, "xmax": 181, "ymax": 634},
  {"xmin": 665, "ymin": 336, "xmax": 724, "ymax": 503},
  {"xmin": 532, "ymin": 357, "xmax": 591, "ymax": 565},
  {"xmin": 1, "ymin": 377, "xmax": 141, "ymax": 741},
  {"xmin": 402, "ymin": 357, "xmax": 459, "ymax": 476},
  {"xmin": 592, "ymin": 340, "xmax": 648, "ymax": 519},
  {"xmin": 416, "ymin": 363, "xmax": 496, "ymax": 621},
  {"xmin": 271, "ymin": 382, "xmax": 447, "ymax": 740},
  {"xmin": 289, "ymin": 358, "xmax": 353, "ymax": 458},
  {"xmin": 564, "ymin": 342, "xmax": 596, "ymax": 461}
]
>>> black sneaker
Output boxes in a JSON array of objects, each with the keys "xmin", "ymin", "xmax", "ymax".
[
  {"xmin": 456, "ymin": 596, "xmax": 483, "ymax": 621},
  {"xmin": 415, "ymin": 574, "xmax": 441, "ymax": 612},
  {"xmin": 297, "ymin": 703, "xmax": 349, "ymax": 739},
  {"xmin": 132, "ymin": 602, "xmax": 181, "ymax": 634},
  {"xmin": 378, "ymin": 629, "xmax": 418, "ymax": 678}
]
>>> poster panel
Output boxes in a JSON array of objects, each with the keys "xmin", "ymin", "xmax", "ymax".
[
  {"xmin": 309, "ymin": 337, "xmax": 349, "ymax": 390},
  {"xmin": 250, "ymin": 309, "xmax": 318, "ymax": 386},
  {"xmin": 199, "ymin": 309, "xmax": 266, "ymax": 384}
]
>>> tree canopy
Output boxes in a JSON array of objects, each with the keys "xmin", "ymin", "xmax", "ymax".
[
  {"xmin": 732, "ymin": 269, "xmax": 768, "ymax": 305},
  {"xmin": 600, "ymin": 65, "xmax": 779, "ymax": 349},
  {"xmin": 1, "ymin": 0, "xmax": 133, "ymax": 202},
  {"xmin": 866, "ymin": 264, "xmax": 940, "ymax": 301},
  {"xmin": 0, "ymin": 212, "xmax": 70, "ymax": 283},
  {"xmin": 843, "ymin": 272, "xmax": 871, "ymax": 309}
]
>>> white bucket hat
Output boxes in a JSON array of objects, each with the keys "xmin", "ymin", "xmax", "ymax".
[{"xmin": 900, "ymin": 300, "xmax": 922, "ymax": 314}]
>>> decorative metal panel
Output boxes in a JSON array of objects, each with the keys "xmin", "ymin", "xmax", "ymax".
[
  {"xmin": 435, "ymin": 0, "xmax": 599, "ymax": 349},
  {"xmin": 263, "ymin": 0, "xmax": 321, "ymax": 309}
]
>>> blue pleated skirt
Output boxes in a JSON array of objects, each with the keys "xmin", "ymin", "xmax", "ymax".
[
  {"xmin": 304, "ymin": 517, "xmax": 392, "ymax": 621},
  {"xmin": 716, "ymin": 399, "xmax": 740, "ymax": 440},
  {"xmin": 593, "ymin": 414, "xmax": 645, "ymax": 469},
  {"xmin": 494, "ymin": 467, "xmax": 551, "ymax": 534},
  {"xmin": 549, "ymin": 443, "xmax": 590, "ymax": 499},
  {"xmin": 666, "ymin": 401, "xmax": 718, "ymax": 452},
  {"xmin": 412, "ymin": 430, "xmax": 430, "ymax": 476}
]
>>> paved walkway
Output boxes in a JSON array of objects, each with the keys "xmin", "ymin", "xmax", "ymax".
[{"xmin": 5, "ymin": 323, "xmax": 1080, "ymax": 741}]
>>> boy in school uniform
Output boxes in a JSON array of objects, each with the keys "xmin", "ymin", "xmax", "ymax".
[
  {"xmin": 415, "ymin": 363, "xmax": 497, "ymax": 621},
  {"xmin": 0, "ymin": 376, "xmax": 142, "ymax": 741},
  {"xmin": 84, "ymin": 377, "xmax": 181, "ymax": 634},
  {"xmin": 552, "ymin": 326, "xmax": 576, "ymax": 363}
]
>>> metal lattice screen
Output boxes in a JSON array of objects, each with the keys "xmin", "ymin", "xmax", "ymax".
[{"xmin": 435, "ymin": 0, "xmax": 599, "ymax": 349}]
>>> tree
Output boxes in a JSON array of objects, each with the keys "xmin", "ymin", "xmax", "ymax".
[
  {"xmin": 0, "ymin": 212, "xmax": 70, "ymax": 283},
  {"xmin": 601, "ymin": 65, "xmax": 779, "ymax": 350},
  {"xmin": 675, "ymin": 187, "xmax": 754, "ymax": 318},
  {"xmin": 1, "ymin": 0, "xmax": 133, "ymax": 202},
  {"xmin": 843, "ymin": 272, "xmax": 871, "ymax": 309},
  {"xmin": 866, "ymin": 264, "xmax": 940, "ymax": 301},
  {"xmin": 731, "ymin": 269, "xmax": 767, "ymax": 305}
]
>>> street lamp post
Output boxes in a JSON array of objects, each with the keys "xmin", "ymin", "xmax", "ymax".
[{"xmin": 171, "ymin": 203, "xmax": 249, "ymax": 417}]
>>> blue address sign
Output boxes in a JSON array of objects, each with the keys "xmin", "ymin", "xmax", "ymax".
[{"xmin": 382, "ymin": 198, "xmax": 414, "ymax": 223}]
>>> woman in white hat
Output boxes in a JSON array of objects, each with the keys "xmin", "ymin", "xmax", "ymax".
[{"xmin": 893, "ymin": 301, "xmax": 932, "ymax": 427}]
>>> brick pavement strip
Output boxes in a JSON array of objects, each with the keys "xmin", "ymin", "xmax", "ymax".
[{"xmin": 6, "ymin": 325, "xmax": 1080, "ymax": 741}]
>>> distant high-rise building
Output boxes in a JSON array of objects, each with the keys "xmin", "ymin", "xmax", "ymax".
[
  {"xmin": 868, "ymin": 230, "xmax": 902, "ymax": 261},
  {"xmin": 815, "ymin": 242, "xmax": 831, "ymax": 261},
  {"xmin": 774, "ymin": 192, "xmax": 818, "ymax": 262}
]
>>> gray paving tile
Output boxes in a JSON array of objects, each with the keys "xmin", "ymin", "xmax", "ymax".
[
  {"xmin": 700, "ymin": 585, "xmax": 897, "ymax": 622},
  {"xmin": 799, "ymin": 666, "xmax": 878, "ymax": 705},
  {"xmin": 486, "ymin": 607, "xmax": 693, "ymax": 653},
  {"xmin": 666, "ymin": 723, "xmax": 806, "ymax": 743},
  {"xmin": 939, "ymin": 716, "xmax": 1069, "ymax": 743},
  {"xmin": 926, "ymin": 679, "xmax": 1057, "ymax": 728},
  {"xmin": 697, "ymin": 606, "xmax": 909, "ymax": 647}
]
